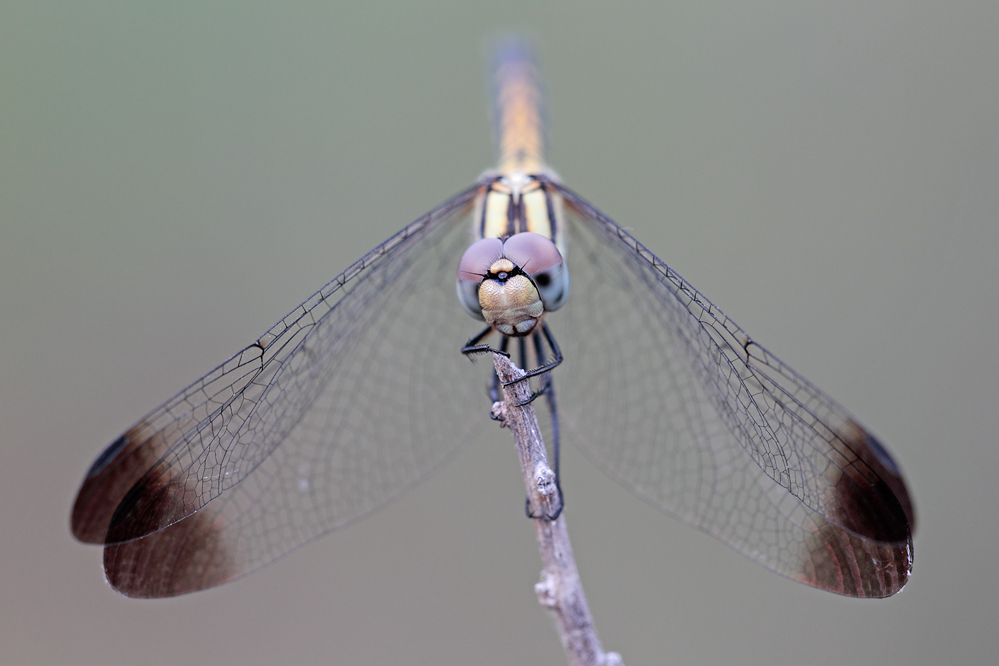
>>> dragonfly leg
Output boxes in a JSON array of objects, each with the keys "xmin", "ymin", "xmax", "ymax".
[
  {"xmin": 462, "ymin": 324, "xmax": 509, "ymax": 359},
  {"xmin": 488, "ymin": 336, "xmax": 512, "ymax": 404},
  {"xmin": 505, "ymin": 322, "xmax": 563, "ymax": 407},
  {"xmin": 525, "ymin": 342, "xmax": 563, "ymax": 521}
]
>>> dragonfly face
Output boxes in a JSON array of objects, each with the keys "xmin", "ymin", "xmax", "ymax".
[
  {"xmin": 71, "ymin": 39, "xmax": 915, "ymax": 601},
  {"xmin": 456, "ymin": 231, "xmax": 568, "ymax": 335}
]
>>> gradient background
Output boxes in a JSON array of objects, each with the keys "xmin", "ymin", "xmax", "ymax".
[{"xmin": 3, "ymin": 2, "xmax": 996, "ymax": 664}]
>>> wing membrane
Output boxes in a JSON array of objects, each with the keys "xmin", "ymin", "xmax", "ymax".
[
  {"xmin": 552, "ymin": 183, "xmax": 914, "ymax": 597},
  {"xmin": 72, "ymin": 187, "xmax": 494, "ymax": 596}
]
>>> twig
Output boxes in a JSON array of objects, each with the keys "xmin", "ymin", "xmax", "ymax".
[{"xmin": 491, "ymin": 353, "xmax": 623, "ymax": 666}]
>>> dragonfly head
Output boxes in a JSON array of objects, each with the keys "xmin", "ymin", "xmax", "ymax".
[{"xmin": 457, "ymin": 232, "xmax": 569, "ymax": 337}]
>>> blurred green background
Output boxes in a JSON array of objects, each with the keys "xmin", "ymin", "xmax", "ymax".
[{"xmin": 3, "ymin": 2, "xmax": 996, "ymax": 664}]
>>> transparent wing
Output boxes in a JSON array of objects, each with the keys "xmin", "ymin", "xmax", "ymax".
[
  {"xmin": 71, "ymin": 186, "xmax": 496, "ymax": 597},
  {"xmin": 552, "ymin": 183, "xmax": 915, "ymax": 598}
]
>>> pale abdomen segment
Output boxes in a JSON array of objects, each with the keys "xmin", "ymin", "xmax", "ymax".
[{"xmin": 491, "ymin": 39, "xmax": 547, "ymax": 175}]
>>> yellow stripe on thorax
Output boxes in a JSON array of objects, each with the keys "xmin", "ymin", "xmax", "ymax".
[{"xmin": 475, "ymin": 175, "xmax": 565, "ymax": 256}]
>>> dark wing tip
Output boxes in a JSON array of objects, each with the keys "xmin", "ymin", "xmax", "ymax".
[
  {"xmin": 103, "ymin": 469, "xmax": 196, "ymax": 546},
  {"xmin": 832, "ymin": 420, "xmax": 915, "ymax": 543},
  {"xmin": 103, "ymin": 507, "xmax": 235, "ymax": 598},
  {"xmin": 801, "ymin": 517, "xmax": 913, "ymax": 598},
  {"xmin": 71, "ymin": 430, "xmax": 157, "ymax": 544},
  {"xmin": 863, "ymin": 431, "xmax": 916, "ymax": 533},
  {"xmin": 799, "ymin": 420, "xmax": 916, "ymax": 598}
]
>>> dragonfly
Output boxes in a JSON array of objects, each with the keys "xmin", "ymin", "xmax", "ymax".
[{"xmin": 71, "ymin": 40, "xmax": 915, "ymax": 600}]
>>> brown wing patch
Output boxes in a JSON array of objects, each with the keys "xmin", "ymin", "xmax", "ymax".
[
  {"xmin": 103, "ymin": 465, "xmax": 202, "ymax": 545},
  {"xmin": 103, "ymin": 506, "xmax": 234, "ymax": 598},
  {"xmin": 799, "ymin": 420, "xmax": 914, "ymax": 597},
  {"xmin": 800, "ymin": 514, "xmax": 912, "ymax": 597},
  {"xmin": 822, "ymin": 419, "xmax": 914, "ymax": 544},
  {"xmin": 71, "ymin": 422, "xmax": 174, "ymax": 544}
]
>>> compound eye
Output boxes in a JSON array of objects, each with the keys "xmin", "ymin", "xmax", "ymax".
[
  {"xmin": 456, "ymin": 238, "xmax": 503, "ymax": 319},
  {"xmin": 531, "ymin": 262, "xmax": 570, "ymax": 311},
  {"xmin": 502, "ymin": 233, "xmax": 569, "ymax": 311}
]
